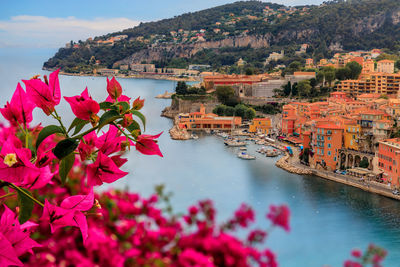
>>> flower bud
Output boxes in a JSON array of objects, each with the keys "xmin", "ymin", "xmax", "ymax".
[
  {"xmin": 132, "ymin": 97, "xmax": 144, "ymax": 110},
  {"xmin": 106, "ymin": 77, "xmax": 122, "ymax": 99}
]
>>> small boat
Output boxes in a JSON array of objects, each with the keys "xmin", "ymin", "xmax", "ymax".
[
  {"xmin": 224, "ymin": 140, "xmax": 246, "ymax": 147},
  {"xmin": 265, "ymin": 149, "xmax": 280, "ymax": 157},
  {"xmin": 239, "ymin": 147, "xmax": 247, "ymax": 151},
  {"xmin": 191, "ymin": 134, "xmax": 199, "ymax": 140},
  {"xmin": 237, "ymin": 152, "xmax": 256, "ymax": 160}
]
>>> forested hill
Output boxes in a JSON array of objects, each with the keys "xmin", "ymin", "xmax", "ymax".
[{"xmin": 44, "ymin": 0, "xmax": 400, "ymax": 74}]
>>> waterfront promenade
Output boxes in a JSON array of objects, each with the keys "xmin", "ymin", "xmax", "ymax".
[{"xmin": 276, "ymin": 152, "xmax": 400, "ymax": 201}]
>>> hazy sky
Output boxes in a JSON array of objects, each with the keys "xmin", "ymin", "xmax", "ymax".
[{"xmin": 0, "ymin": 0, "xmax": 325, "ymax": 48}]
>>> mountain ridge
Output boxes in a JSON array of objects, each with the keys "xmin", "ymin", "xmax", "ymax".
[{"xmin": 44, "ymin": 0, "xmax": 400, "ymax": 73}]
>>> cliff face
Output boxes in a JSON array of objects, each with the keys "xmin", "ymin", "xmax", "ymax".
[
  {"xmin": 115, "ymin": 7, "xmax": 400, "ymax": 67},
  {"xmin": 115, "ymin": 34, "xmax": 272, "ymax": 66}
]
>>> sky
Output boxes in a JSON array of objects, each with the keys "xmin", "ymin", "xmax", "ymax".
[{"xmin": 0, "ymin": 0, "xmax": 324, "ymax": 48}]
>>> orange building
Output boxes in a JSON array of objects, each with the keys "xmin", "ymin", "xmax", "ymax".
[
  {"xmin": 282, "ymin": 105, "xmax": 297, "ymax": 135},
  {"xmin": 311, "ymin": 124, "xmax": 343, "ymax": 171},
  {"xmin": 249, "ymin": 118, "xmax": 272, "ymax": 134},
  {"xmin": 336, "ymin": 73, "xmax": 400, "ymax": 96},
  {"xmin": 178, "ymin": 105, "xmax": 242, "ymax": 131},
  {"xmin": 202, "ymin": 74, "xmax": 267, "ymax": 90},
  {"xmin": 378, "ymin": 138, "xmax": 400, "ymax": 186},
  {"xmin": 305, "ymin": 58, "xmax": 314, "ymax": 68}
]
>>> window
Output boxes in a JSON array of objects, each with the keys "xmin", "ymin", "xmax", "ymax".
[
  {"xmin": 334, "ymin": 157, "xmax": 337, "ymax": 162},
  {"xmin": 328, "ymin": 137, "xmax": 331, "ymax": 141},
  {"xmin": 328, "ymin": 151, "xmax": 331, "ymax": 156},
  {"xmin": 328, "ymin": 144, "xmax": 331, "ymax": 148}
]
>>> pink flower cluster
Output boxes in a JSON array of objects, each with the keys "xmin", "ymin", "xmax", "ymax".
[
  {"xmin": 26, "ymin": 189, "xmax": 287, "ymax": 267},
  {"xmin": 0, "ymin": 71, "xmax": 164, "ymax": 266},
  {"xmin": 0, "ymin": 69, "xmax": 387, "ymax": 267},
  {"xmin": 344, "ymin": 245, "xmax": 387, "ymax": 267}
]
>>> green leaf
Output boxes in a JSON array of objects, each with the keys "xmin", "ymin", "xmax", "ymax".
[
  {"xmin": 36, "ymin": 125, "xmax": 64, "ymax": 150},
  {"xmin": 119, "ymin": 101, "xmax": 130, "ymax": 112},
  {"xmin": 68, "ymin": 118, "xmax": 89, "ymax": 135},
  {"xmin": 59, "ymin": 152, "xmax": 75, "ymax": 184},
  {"xmin": 17, "ymin": 188, "xmax": 34, "ymax": 224},
  {"xmin": 98, "ymin": 110, "xmax": 121, "ymax": 132},
  {"xmin": 132, "ymin": 110, "xmax": 146, "ymax": 131},
  {"xmin": 126, "ymin": 120, "xmax": 141, "ymax": 133},
  {"xmin": 74, "ymin": 121, "xmax": 90, "ymax": 136},
  {"xmin": 53, "ymin": 138, "xmax": 78, "ymax": 159},
  {"xmin": 99, "ymin": 101, "xmax": 117, "ymax": 110}
]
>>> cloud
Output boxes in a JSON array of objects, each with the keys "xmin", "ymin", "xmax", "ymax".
[{"xmin": 0, "ymin": 15, "xmax": 140, "ymax": 48}]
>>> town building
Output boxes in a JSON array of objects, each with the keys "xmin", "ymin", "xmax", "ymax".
[
  {"xmin": 96, "ymin": 69, "xmax": 119, "ymax": 76},
  {"xmin": 252, "ymin": 80, "xmax": 286, "ymax": 98},
  {"xmin": 378, "ymin": 138, "xmax": 400, "ymax": 186},
  {"xmin": 178, "ymin": 105, "xmax": 242, "ymax": 131},
  {"xmin": 249, "ymin": 118, "xmax": 272, "ymax": 134},
  {"xmin": 130, "ymin": 64, "xmax": 156, "ymax": 73},
  {"xmin": 310, "ymin": 124, "xmax": 343, "ymax": 171},
  {"xmin": 376, "ymin": 60, "xmax": 395, "ymax": 74}
]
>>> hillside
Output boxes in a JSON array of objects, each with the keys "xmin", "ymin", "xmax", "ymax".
[{"xmin": 44, "ymin": 0, "xmax": 400, "ymax": 74}]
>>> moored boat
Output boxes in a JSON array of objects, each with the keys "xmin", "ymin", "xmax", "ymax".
[{"xmin": 237, "ymin": 152, "xmax": 256, "ymax": 160}]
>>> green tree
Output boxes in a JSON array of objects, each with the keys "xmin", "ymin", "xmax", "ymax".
[
  {"xmin": 335, "ymin": 67, "xmax": 351, "ymax": 80},
  {"xmin": 309, "ymin": 78, "xmax": 317, "ymax": 88},
  {"xmin": 291, "ymin": 82, "xmax": 298, "ymax": 96},
  {"xmin": 244, "ymin": 107, "xmax": 256, "ymax": 120},
  {"xmin": 234, "ymin": 104, "xmax": 247, "ymax": 118},
  {"xmin": 297, "ymin": 80, "xmax": 312, "ymax": 97},
  {"xmin": 216, "ymin": 86, "xmax": 235, "ymax": 104},
  {"xmin": 176, "ymin": 81, "xmax": 188, "ymax": 95},
  {"xmin": 225, "ymin": 106, "xmax": 235, "ymax": 116},
  {"xmin": 245, "ymin": 68, "xmax": 254, "ymax": 75},
  {"xmin": 283, "ymin": 81, "xmax": 292, "ymax": 96},
  {"xmin": 213, "ymin": 105, "xmax": 226, "ymax": 116},
  {"xmin": 346, "ymin": 61, "xmax": 362, "ymax": 79}
]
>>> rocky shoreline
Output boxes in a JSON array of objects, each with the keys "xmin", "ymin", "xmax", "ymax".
[{"xmin": 275, "ymin": 155, "xmax": 313, "ymax": 175}]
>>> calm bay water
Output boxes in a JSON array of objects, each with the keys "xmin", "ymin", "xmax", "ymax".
[{"xmin": 1, "ymin": 48, "xmax": 400, "ymax": 266}]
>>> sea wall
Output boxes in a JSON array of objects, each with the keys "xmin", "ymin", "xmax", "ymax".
[{"xmin": 161, "ymin": 97, "xmax": 218, "ymax": 118}]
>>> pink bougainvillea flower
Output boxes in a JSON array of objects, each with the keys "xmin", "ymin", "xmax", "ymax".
[
  {"xmin": 41, "ymin": 189, "xmax": 94, "ymax": 244},
  {"xmin": 106, "ymin": 77, "xmax": 122, "ymax": 99},
  {"xmin": 351, "ymin": 249, "xmax": 362, "ymax": 258},
  {"xmin": 132, "ymin": 97, "xmax": 144, "ymax": 110},
  {"xmin": 0, "ymin": 136, "xmax": 41, "ymax": 187},
  {"xmin": 178, "ymin": 248, "xmax": 215, "ymax": 267},
  {"xmin": 0, "ymin": 83, "xmax": 35, "ymax": 127},
  {"xmin": 86, "ymin": 152, "xmax": 128, "ymax": 186},
  {"xmin": 136, "ymin": 132, "xmax": 163, "ymax": 157},
  {"xmin": 105, "ymin": 94, "xmax": 131, "ymax": 104},
  {"xmin": 266, "ymin": 204, "xmax": 290, "ymax": 232},
  {"xmin": 78, "ymin": 131, "xmax": 98, "ymax": 161},
  {"xmin": 23, "ymin": 69, "xmax": 61, "ymax": 115},
  {"xmin": 0, "ymin": 205, "xmax": 40, "ymax": 267},
  {"xmin": 95, "ymin": 125, "xmax": 126, "ymax": 155},
  {"xmin": 64, "ymin": 88, "xmax": 100, "ymax": 124}
]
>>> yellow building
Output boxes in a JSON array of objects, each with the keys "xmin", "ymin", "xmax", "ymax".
[
  {"xmin": 344, "ymin": 123, "xmax": 361, "ymax": 151},
  {"xmin": 336, "ymin": 73, "xmax": 400, "ymax": 96},
  {"xmin": 249, "ymin": 118, "xmax": 272, "ymax": 135},
  {"xmin": 388, "ymin": 99, "xmax": 400, "ymax": 117},
  {"xmin": 377, "ymin": 60, "xmax": 395, "ymax": 74}
]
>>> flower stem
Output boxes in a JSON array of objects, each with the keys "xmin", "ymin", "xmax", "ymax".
[
  {"xmin": 53, "ymin": 109, "xmax": 69, "ymax": 137},
  {"xmin": 9, "ymin": 183, "xmax": 44, "ymax": 208},
  {"xmin": 0, "ymin": 192, "xmax": 16, "ymax": 200}
]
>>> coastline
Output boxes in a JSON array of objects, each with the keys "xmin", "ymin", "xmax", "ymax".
[
  {"xmin": 43, "ymin": 68, "xmax": 201, "ymax": 82},
  {"xmin": 276, "ymin": 155, "xmax": 400, "ymax": 201}
]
